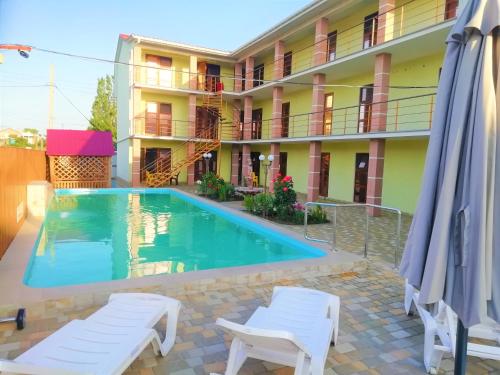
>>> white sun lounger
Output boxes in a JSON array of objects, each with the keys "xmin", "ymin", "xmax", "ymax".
[
  {"xmin": 85, "ymin": 293, "xmax": 181, "ymax": 356},
  {"xmin": 215, "ymin": 286, "xmax": 340, "ymax": 375},
  {"xmin": 404, "ymin": 282, "xmax": 500, "ymax": 374},
  {"xmin": 0, "ymin": 319, "xmax": 162, "ymax": 375}
]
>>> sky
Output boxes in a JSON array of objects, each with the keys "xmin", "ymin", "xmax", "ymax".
[{"xmin": 0, "ymin": 0, "xmax": 310, "ymax": 134}]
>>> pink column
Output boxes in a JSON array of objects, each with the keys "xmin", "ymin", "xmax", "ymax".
[
  {"xmin": 371, "ymin": 53, "xmax": 391, "ymax": 132},
  {"xmin": 367, "ymin": 139, "xmax": 385, "ymax": 214},
  {"xmin": 187, "ymin": 94, "xmax": 197, "ymax": 184},
  {"xmin": 245, "ymin": 57, "xmax": 254, "ymax": 91},
  {"xmin": 273, "ymin": 40, "xmax": 285, "ymax": 80},
  {"xmin": 234, "ymin": 63, "xmax": 243, "ymax": 92},
  {"xmin": 377, "ymin": 0, "xmax": 396, "ymax": 45},
  {"xmin": 230, "ymin": 144, "xmax": 240, "ymax": 185},
  {"xmin": 366, "ymin": 52, "xmax": 391, "ymax": 215},
  {"xmin": 242, "ymin": 143, "xmax": 251, "ymax": 186},
  {"xmin": 307, "ymin": 141, "xmax": 321, "ymax": 202},
  {"xmin": 272, "ymin": 87, "xmax": 283, "ymax": 138},
  {"xmin": 232, "ymin": 99, "xmax": 241, "ymax": 140},
  {"xmin": 313, "ymin": 18, "xmax": 328, "ymax": 66},
  {"xmin": 189, "ymin": 55, "xmax": 197, "ymax": 90},
  {"xmin": 243, "ymin": 96, "xmax": 253, "ymax": 140},
  {"xmin": 310, "ymin": 73, "xmax": 325, "ymax": 136},
  {"xmin": 131, "ymin": 138, "xmax": 141, "ymax": 187}
]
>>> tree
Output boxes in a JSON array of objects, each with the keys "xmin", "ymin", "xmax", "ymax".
[{"xmin": 89, "ymin": 75, "xmax": 117, "ymax": 142}]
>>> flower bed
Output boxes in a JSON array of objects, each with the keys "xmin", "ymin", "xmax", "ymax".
[
  {"xmin": 243, "ymin": 174, "xmax": 328, "ymax": 225},
  {"xmin": 196, "ymin": 172, "xmax": 241, "ymax": 202}
]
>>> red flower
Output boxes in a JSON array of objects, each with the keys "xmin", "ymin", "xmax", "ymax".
[
  {"xmin": 283, "ymin": 187, "xmax": 288, "ymax": 192},
  {"xmin": 283, "ymin": 176, "xmax": 291, "ymax": 182}
]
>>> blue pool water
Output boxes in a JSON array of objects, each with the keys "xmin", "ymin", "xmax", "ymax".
[{"xmin": 24, "ymin": 189, "xmax": 324, "ymax": 288}]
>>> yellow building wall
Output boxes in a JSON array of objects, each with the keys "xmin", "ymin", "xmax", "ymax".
[
  {"xmin": 140, "ymin": 139, "xmax": 188, "ymax": 182},
  {"xmin": 382, "ymin": 138, "xmax": 428, "ymax": 213}
]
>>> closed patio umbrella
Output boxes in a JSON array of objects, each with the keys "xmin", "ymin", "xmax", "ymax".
[{"xmin": 400, "ymin": 0, "xmax": 500, "ymax": 373}]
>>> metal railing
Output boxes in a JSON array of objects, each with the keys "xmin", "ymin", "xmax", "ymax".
[
  {"xmin": 236, "ymin": 93, "xmax": 435, "ymax": 141},
  {"xmin": 304, "ymin": 202, "xmax": 402, "ymax": 268},
  {"xmin": 242, "ymin": 0, "xmax": 455, "ymax": 88}
]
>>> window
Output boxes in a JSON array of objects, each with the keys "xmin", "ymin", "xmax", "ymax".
[
  {"xmin": 358, "ymin": 85, "xmax": 374, "ymax": 133},
  {"xmin": 253, "ymin": 64, "xmax": 264, "ymax": 87},
  {"xmin": 283, "ymin": 51, "xmax": 293, "ymax": 77},
  {"xmin": 444, "ymin": 0, "xmax": 458, "ymax": 20},
  {"xmin": 323, "ymin": 93, "xmax": 334, "ymax": 135},
  {"xmin": 363, "ymin": 12, "xmax": 378, "ymax": 49},
  {"xmin": 327, "ymin": 31, "xmax": 337, "ymax": 61},
  {"xmin": 281, "ymin": 102, "xmax": 290, "ymax": 137}
]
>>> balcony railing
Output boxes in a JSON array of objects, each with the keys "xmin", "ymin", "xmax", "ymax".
[
  {"xmin": 242, "ymin": 0, "xmax": 455, "ymax": 90},
  {"xmin": 134, "ymin": 66, "xmax": 238, "ymax": 93},
  {"xmin": 236, "ymin": 93, "xmax": 436, "ymax": 140}
]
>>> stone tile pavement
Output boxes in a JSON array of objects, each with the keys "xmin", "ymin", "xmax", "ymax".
[{"xmin": 1, "ymin": 267, "xmax": 499, "ymax": 374}]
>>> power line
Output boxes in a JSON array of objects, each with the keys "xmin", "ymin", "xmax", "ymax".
[
  {"xmin": 28, "ymin": 46, "xmax": 437, "ymax": 90},
  {"xmin": 54, "ymin": 85, "xmax": 92, "ymax": 125}
]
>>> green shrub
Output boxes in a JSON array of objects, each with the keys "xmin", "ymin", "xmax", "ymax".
[
  {"xmin": 308, "ymin": 205, "xmax": 328, "ymax": 224},
  {"xmin": 218, "ymin": 181, "xmax": 235, "ymax": 201},
  {"xmin": 197, "ymin": 172, "xmax": 235, "ymax": 201},
  {"xmin": 253, "ymin": 193, "xmax": 274, "ymax": 217},
  {"xmin": 272, "ymin": 174, "xmax": 297, "ymax": 218},
  {"xmin": 243, "ymin": 195, "xmax": 256, "ymax": 212}
]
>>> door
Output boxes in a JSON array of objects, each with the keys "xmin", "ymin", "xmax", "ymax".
[
  {"xmin": 194, "ymin": 151, "xmax": 217, "ymax": 181},
  {"xmin": 444, "ymin": 0, "xmax": 458, "ymax": 19},
  {"xmin": 145, "ymin": 54, "xmax": 171, "ymax": 86},
  {"xmin": 363, "ymin": 12, "xmax": 378, "ymax": 49},
  {"xmin": 158, "ymin": 103, "xmax": 172, "ymax": 136},
  {"xmin": 252, "ymin": 109, "xmax": 263, "ymax": 139},
  {"xmin": 238, "ymin": 152, "xmax": 243, "ymax": 185},
  {"xmin": 196, "ymin": 107, "xmax": 219, "ymax": 138},
  {"xmin": 319, "ymin": 153, "xmax": 330, "ymax": 197},
  {"xmin": 281, "ymin": 102, "xmax": 290, "ymax": 137},
  {"xmin": 324, "ymin": 93, "xmax": 334, "ymax": 135},
  {"xmin": 283, "ymin": 51, "xmax": 292, "ymax": 77},
  {"xmin": 206, "ymin": 64, "xmax": 221, "ymax": 92},
  {"xmin": 142, "ymin": 148, "xmax": 172, "ymax": 180},
  {"xmin": 353, "ymin": 153, "xmax": 369, "ymax": 203},
  {"xmin": 250, "ymin": 152, "xmax": 261, "ymax": 184},
  {"xmin": 358, "ymin": 85, "xmax": 373, "ymax": 133},
  {"xmin": 145, "ymin": 102, "xmax": 171, "ymax": 136},
  {"xmin": 279, "ymin": 152, "xmax": 288, "ymax": 177},
  {"xmin": 327, "ymin": 31, "xmax": 337, "ymax": 61}
]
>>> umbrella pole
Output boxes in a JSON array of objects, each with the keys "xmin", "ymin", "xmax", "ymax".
[{"xmin": 454, "ymin": 319, "xmax": 468, "ymax": 375}]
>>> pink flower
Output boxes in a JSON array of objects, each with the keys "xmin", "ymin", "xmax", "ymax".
[
  {"xmin": 283, "ymin": 176, "xmax": 291, "ymax": 182},
  {"xmin": 283, "ymin": 187, "xmax": 288, "ymax": 192}
]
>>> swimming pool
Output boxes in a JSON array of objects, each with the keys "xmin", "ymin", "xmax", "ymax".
[{"xmin": 24, "ymin": 189, "xmax": 325, "ymax": 288}]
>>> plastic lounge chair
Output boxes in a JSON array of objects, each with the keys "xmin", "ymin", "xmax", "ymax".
[
  {"xmin": 0, "ymin": 319, "xmax": 162, "ymax": 374},
  {"xmin": 85, "ymin": 293, "xmax": 181, "ymax": 356},
  {"xmin": 215, "ymin": 286, "xmax": 340, "ymax": 375},
  {"xmin": 404, "ymin": 282, "xmax": 500, "ymax": 374}
]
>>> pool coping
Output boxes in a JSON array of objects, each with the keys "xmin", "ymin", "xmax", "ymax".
[{"xmin": 0, "ymin": 187, "xmax": 367, "ymax": 317}]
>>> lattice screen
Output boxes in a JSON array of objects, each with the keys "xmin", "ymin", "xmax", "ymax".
[{"xmin": 49, "ymin": 156, "xmax": 111, "ymax": 188}]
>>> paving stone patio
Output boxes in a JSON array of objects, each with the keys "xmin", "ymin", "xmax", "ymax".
[
  {"xmin": 1, "ymin": 267, "xmax": 499, "ymax": 374},
  {"xmin": 1, "ymin": 186, "xmax": 498, "ymax": 374}
]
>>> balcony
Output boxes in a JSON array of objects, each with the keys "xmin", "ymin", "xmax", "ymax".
[
  {"xmin": 242, "ymin": 0, "xmax": 456, "ymax": 93},
  {"xmin": 234, "ymin": 93, "xmax": 435, "ymax": 142},
  {"xmin": 134, "ymin": 66, "xmax": 237, "ymax": 94}
]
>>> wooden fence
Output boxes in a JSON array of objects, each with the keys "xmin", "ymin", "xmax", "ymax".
[{"xmin": 0, "ymin": 147, "xmax": 46, "ymax": 259}]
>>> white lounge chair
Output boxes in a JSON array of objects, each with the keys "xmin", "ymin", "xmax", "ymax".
[
  {"xmin": 86, "ymin": 293, "xmax": 181, "ymax": 356},
  {"xmin": 404, "ymin": 282, "xmax": 500, "ymax": 374},
  {"xmin": 215, "ymin": 286, "xmax": 340, "ymax": 375},
  {"xmin": 0, "ymin": 319, "xmax": 162, "ymax": 374}
]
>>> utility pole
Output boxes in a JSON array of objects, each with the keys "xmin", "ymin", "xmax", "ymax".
[{"xmin": 48, "ymin": 64, "xmax": 54, "ymax": 129}]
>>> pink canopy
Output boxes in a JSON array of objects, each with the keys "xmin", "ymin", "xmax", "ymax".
[{"xmin": 46, "ymin": 130, "xmax": 114, "ymax": 156}]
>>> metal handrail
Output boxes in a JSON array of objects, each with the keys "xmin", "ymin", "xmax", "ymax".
[{"xmin": 304, "ymin": 202, "xmax": 402, "ymax": 268}]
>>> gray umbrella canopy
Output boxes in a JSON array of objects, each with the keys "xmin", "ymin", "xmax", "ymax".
[{"xmin": 400, "ymin": 0, "xmax": 500, "ymax": 328}]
